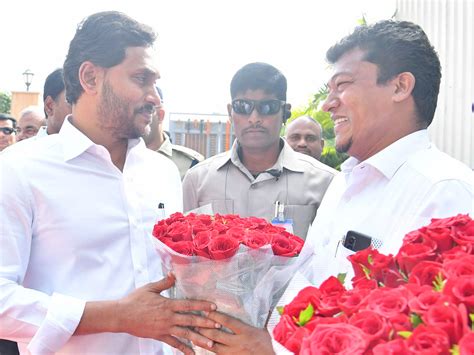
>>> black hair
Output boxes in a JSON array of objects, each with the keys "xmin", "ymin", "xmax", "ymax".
[
  {"xmin": 0, "ymin": 113, "xmax": 17, "ymax": 128},
  {"xmin": 43, "ymin": 68, "xmax": 65, "ymax": 102},
  {"xmin": 326, "ymin": 20, "xmax": 441, "ymax": 127},
  {"xmin": 63, "ymin": 11, "xmax": 157, "ymax": 104},
  {"xmin": 230, "ymin": 62, "xmax": 287, "ymax": 101}
]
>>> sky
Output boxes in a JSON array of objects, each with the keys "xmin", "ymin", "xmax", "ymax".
[{"xmin": 0, "ymin": 0, "xmax": 396, "ymax": 115}]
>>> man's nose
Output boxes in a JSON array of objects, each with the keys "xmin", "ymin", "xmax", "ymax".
[
  {"xmin": 247, "ymin": 109, "xmax": 262, "ymax": 125},
  {"xmin": 322, "ymin": 92, "xmax": 339, "ymax": 113}
]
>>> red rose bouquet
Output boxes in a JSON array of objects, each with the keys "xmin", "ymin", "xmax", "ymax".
[
  {"xmin": 152, "ymin": 212, "xmax": 306, "ymax": 327},
  {"xmin": 273, "ymin": 214, "xmax": 474, "ymax": 354}
]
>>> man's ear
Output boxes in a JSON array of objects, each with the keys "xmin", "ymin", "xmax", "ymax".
[
  {"xmin": 392, "ymin": 72, "xmax": 416, "ymax": 103},
  {"xmin": 156, "ymin": 107, "xmax": 166, "ymax": 124},
  {"xmin": 78, "ymin": 61, "xmax": 101, "ymax": 95},
  {"xmin": 44, "ymin": 96, "xmax": 55, "ymax": 117}
]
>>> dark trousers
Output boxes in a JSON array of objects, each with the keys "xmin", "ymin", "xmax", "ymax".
[{"xmin": 0, "ymin": 340, "xmax": 19, "ymax": 355}]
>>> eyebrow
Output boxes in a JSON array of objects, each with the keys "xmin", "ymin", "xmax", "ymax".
[{"xmin": 326, "ymin": 71, "xmax": 354, "ymax": 86}]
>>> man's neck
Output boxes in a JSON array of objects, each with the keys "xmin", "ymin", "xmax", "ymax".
[
  {"xmin": 239, "ymin": 140, "xmax": 282, "ymax": 175},
  {"xmin": 146, "ymin": 130, "xmax": 165, "ymax": 151}
]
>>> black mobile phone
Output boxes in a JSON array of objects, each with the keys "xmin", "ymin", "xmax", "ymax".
[{"xmin": 343, "ymin": 230, "xmax": 373, "ymax": 251}]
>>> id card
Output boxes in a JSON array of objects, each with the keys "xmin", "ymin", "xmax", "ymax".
[{"xmin": 271, "ymin": 218, "xmax": 294, "ymax": 234}]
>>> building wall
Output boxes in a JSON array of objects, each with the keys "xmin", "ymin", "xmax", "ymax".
[
  {"xmin": 396, "ymin": 0, "xmax": 474, "ymax": 168},
  {"xmin": 10, "ymin": 91, "xmax": 41, "ymax": 119}
]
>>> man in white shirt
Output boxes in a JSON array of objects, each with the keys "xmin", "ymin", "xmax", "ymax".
[
  {"xmin": 193, "ymin": 20, "xmax": 473, "ymax": 354},
  {"xmin": 0, "ymin": 11, "xmax": 219, "ymax": 355}
]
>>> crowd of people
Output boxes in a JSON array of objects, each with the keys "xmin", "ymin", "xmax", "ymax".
[{"xmin": 0, "ymin": 10, "xmax": 472, "ymax": 355}]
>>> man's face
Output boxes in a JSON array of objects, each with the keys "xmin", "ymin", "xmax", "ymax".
[
  {"xmin": 228, "ymin": 89, "xmax": 284, "ymax": 152},
  {"xmin": 286, "ymin": 119, "xmax": 324, "ymax": 160},
  {"xmin": 322, "ymin": 48, "xmax": 395, "ymax": 161},
  {"xmin": 17, "ymin": 112, "xmax": 45, "ymax": 141},
  {"xmin": 97, "ymin": 46, "xmax": 161, "ymax": 140},
  {"xmin": 0, "ymin": 119, "xmax": 16, "ymax": 151},
  {"xmin": 46, "ymin": 91, "xmax": 72, "ymax": 134}
]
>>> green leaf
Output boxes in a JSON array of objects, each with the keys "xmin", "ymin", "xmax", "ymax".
[
  {"xmin": 276, "ymin": 306, "xmax": 284, "ymax": 316},
  {"xmin": 337, "ymin": 273, "xmax": 346, "ymax": 285},
  {"xmin": 397, "ymin": 331, "xmax": 412, "ymax": 339},
  {"xmin": 433, "ymin": 273, "xmax": 446, "ymax": 292},
  {"xmin": 399, "ymin": 269, "xmax": 409, "ymax": 282},
  {"xmin": 450, "ymin": 344, "xmax": 460, "ymax": 355},
  {"xmin": 470, "ymin": 314, "xmax": 474, "ymax": 331},
  {"xmin": 367, "ymin": 254, "xmax": 374, "ymax": 265},
  {"xmin": 410, "ymin": 313, "xmax": 423, "ymax": 328},
  {"xmin": 297, "ymin": 303, "xmax": 314, "ymax": 326},
  {"xmin": 360, "ymin": 263, "xmax": 371, "ymax": 279}
]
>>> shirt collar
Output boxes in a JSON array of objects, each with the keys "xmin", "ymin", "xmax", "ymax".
[
  {"xmin": 157, "ymin": 133, "xmax": 173, "ymax": 157},
  {"xmin": 59, "ymin": 115, "xmax": 143, "ymax": 162},
  {"xmin": 217, "ymin": 138, "xmax": 306, "ymax": 173},
  {"xmin": 341, "ymin": 129, "xmax": 431, "ymax": 178}
]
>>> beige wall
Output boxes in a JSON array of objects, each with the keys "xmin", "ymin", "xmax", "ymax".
[{"xmin": 10, "ymin": 91, "xmax": 41, "ymax": 119}]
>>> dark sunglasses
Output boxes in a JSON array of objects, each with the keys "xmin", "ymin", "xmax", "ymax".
[
  {"xmin": 0, "ymin": 127, "xmax": 16, "ymax": 135},
  {"xmin": 232, "ymin": 99, "xmax": 285, "ymax": 116}
]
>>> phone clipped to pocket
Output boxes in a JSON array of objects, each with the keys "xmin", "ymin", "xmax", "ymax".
[{"xmin": 342, "ymin": 230, "xmax": 373, "ymax": 252}]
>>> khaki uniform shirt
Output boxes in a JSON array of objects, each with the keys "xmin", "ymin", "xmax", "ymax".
[
  {"xmin": 182, "ymin": 139, "xmax": 337, "ymax": 239},
  {"xmin": 157, "ymin": 134, "xmax": 204, "ymax": 180}
]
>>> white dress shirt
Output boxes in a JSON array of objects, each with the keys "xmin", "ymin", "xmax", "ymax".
[
  {"xmin": 302, "ymin": 130, "xmax": 473, "ymax": 286},
  {"xmin": 0, "ymin": 117, "xmax": 182, "ymax": 354}
]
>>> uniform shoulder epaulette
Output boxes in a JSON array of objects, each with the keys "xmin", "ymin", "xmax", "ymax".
[{"xmin": 171, "ymin": 144, "xmax": 204, "ymax": 162}]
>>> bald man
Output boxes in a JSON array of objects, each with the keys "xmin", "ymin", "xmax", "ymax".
[
  {"xmin": 16, "ymin": 106, "xmax": 46, "ymax": 141},
  {"xmin": 285, "ymin": 115, "xmax": 324, "ymax": 160}
]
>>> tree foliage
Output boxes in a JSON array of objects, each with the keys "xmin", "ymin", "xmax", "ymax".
[
  {"xmin": 0, "ymin": 91, "xmax": 12, "ymax": 114},
  {"xmin": 285, "ymin": 86, "xmax": 348, "ymax": 170}
]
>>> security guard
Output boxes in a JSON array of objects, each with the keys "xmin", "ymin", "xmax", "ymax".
[{"xmin": 144, "ymin": 87, "xmax": 204, "ymax": 179}]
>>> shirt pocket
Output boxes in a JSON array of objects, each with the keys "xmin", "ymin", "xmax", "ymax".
[{"xmin": 199, "ymin": 199, "xmax": 234, "ymax": 215}]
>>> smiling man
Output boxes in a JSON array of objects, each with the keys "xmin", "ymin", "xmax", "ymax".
[
  {"xmin": 182, "ymin": 62, "xmax": 336, "ymax": 239},
  {"xmin": 0, "ymin": 11, "xmax": 219, "ymax": 355}
]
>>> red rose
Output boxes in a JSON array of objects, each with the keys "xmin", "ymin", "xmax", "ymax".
[
  {"xmin": 283, "ymin": 326, "xmax": 310, "ymax": 354},
  {"xmin": 210, "ymin": 220, "xmax": 229, "ymax": 234},
  {"xmin": 452, "ymin": 220, "xmax": 474, "ymax": 246},
  {"xmin": 373, "ymin": 339, "xmax": 408, "ymax": 355},
  {"xmin": 169, "ymin": 240, "xmax": 194, "ymax": 256},
  {"xmin": 389, "ymin": 313, "xmax": 412, "ymax": 334},
  {"xmin": 305, "ymin": 314, "xmax": 348, "ymax": 332},
  {"xmin": 349, "ymin": 247, "xmax": 396, "ymax": 283},
  {"xmin": 243, "ymin": 230, "xmax": 270, "ymax": 249},
  {"xmin": 443, "ymin": 255, "xmax": 474, "ymax": 278},
  {"xmin": 166, "ymin": 212, "xmax": 185, "ymax": 224},
  {"xmin": 396, "ymin": 238, "xmax": 437, "ymax": 274},
  {"xmin": 428, "ymin": 214, "xmax": 472, "ymax": 228},
  {"xmin": 362, "ymin": 288, "xmax": 409, "ymax": 319},
  {"xmin": 440, "ymin": 245, "xmax": 473, "ymax": 262},
  {"xmin": 317, "ymin": 294, "xmax": 342, "ymax": 317},
  {"xmin": 193, "ymin": 230, "xmax": 218, "ymax": 258},
  {"xmin": 289, "ymin": 235, "xmax": 304, "ymax": 254},
  {"xmin": 408, "ymin": 289, "xmax": 453, "ymax": 316},
  {"xmin": 407, "ymin": 260, "xmax": 446, "ymax": 287},
  {"xmin": 443, "ymin": 275, "xmax": 474, "ymax": 312},
  {"xmin": 225, "ymin": 227, "xmax": 246, "ymax": 242},
  {"xmin": 401, "ymin": 229, "xmax": 426, "ymax": 245},
  {"xmin": 271, "ymin": 234, "xmax": 298, "ymax": 257},
  {"xmin": 319, "ymin": 276, "xmax": 346, "ymax": 296},
  {"xmin": 337, "ymin": 288, "xmax": 370, "ymax": 316},
  {"xmin": 207, "ymin": 235, "xmax": 240, "ymax": 260},
  {"xmin": 349, "ymin": 310, "xmax": 391, "ymax": 345},
  {"xmin": 407, "ymin": 324, "xmax": 451, "ymax": 355},
  {"xmin": 152, "ymin": 221, "xmax": 168, "ymax": 239},
  {"xmin": 458, "ymin": 332, "xmax": 474, "ymax": 355},
  {"xmin": 422, "ymin": 302, "xmax": 469, "ymax": 345},
  {"xmin": 167, "ymin": 221, "xmax": 193, "ymax": 242},
  {"xmin": 424, "ymin": 227, "xmax": 454, "ymax": 252},
  {"xmin": 299, "ymin": 323, "xmax": 369, "ymax": 355},
  {"xmin": 352, "ymin": 276, "xmax": 379, "ymax": 290},
  {"xmin": 273, "ymin": 314, "xmax": 298, "ymax": 346},
  {"xmin": 283, "ymin": 286, "xmax": 320, "ymax": 319}
]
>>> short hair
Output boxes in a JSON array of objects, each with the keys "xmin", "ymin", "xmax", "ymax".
[
  {"xmin": 43, "ymin": 68, "xmax": 65, "ymax": 102},
  {"xmin": 155, "ymin": 86, "xmax": 163, "ymax": 102},
  {"xmin": 230, "ymin": 62, "xmax": 287, "ymax": 101},
  {"xmin": 326, "ymin": 20, "xmax": 441, "ymax": 127},
  {"xmin": 63, "ymin": 11, "xmax": 157, "ymax": 104},
  {"xmin": 0, "ymin": 113, "xmax": 16, "ymax": 128}
]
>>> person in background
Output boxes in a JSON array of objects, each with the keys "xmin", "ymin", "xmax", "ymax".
[
  {"xmin": 37, "ymin": 68, "xmax": 72, "ymax": 136},
  {"xmin": 285, "ymin": 115, "xmax": 325, "ymax": 160},
  {"xmin": 194, "ymin": 19, "xmax": 474, "ymax": 355},
  {"xmin": 144, "ymin": 86, "xmax": 204, "ymax": 179},
  {"xmin": 182, "ymin": 62, "xmax": 336, "ymax": 239},
  {"xmin": 0, "ymin": 11, "xmax": 219, "ymax": 355},
  {"xmin": 16, "ymin": 105, "xmax": 46, "ymax": 141},
  {"xmin": 0, "ymin": 113, "xmax": 17, "ymax": 151}
]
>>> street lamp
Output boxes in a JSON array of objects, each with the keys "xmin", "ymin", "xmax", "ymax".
[{"xmin": 22, "ymin": 69, "xmax": 34, "ymax": 92}]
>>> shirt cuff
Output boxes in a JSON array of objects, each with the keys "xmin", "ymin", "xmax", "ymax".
[{"xmin": 27, "ymin": 293, "xmax": 86, "ymax": 355}]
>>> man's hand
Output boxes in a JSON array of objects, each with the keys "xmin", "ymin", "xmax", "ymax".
[
  {"xmin": 197, "ymin": 312, "xmax": 275, "ymax": 355},
  {"xmin": 76, "ymin": 274, "xmax": 220, "ymax": 355}
]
